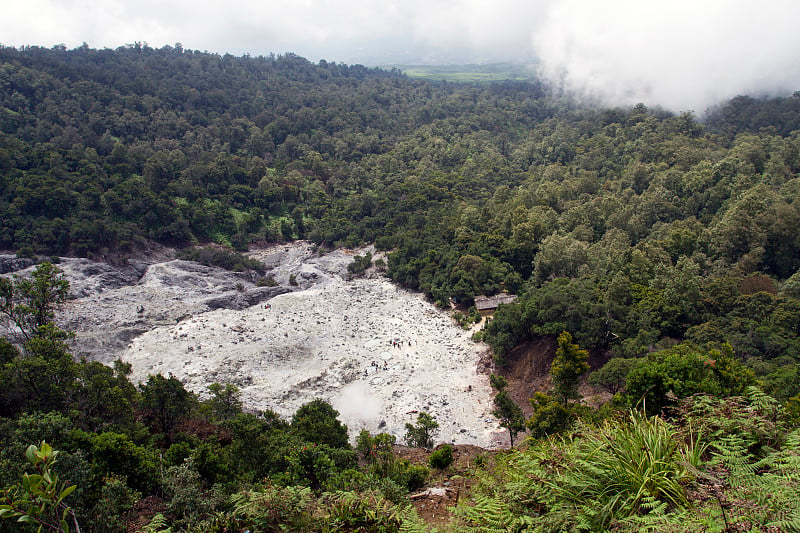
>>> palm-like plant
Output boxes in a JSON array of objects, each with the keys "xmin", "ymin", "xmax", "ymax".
[{"xmin": 459, "ymin": 411, "xmax": 704, "ymax": 532}]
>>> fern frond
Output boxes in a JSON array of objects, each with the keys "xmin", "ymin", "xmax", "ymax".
[
  {"xmin": 765, "ymin": 513, "xmax": 800, "ymax": 533},
  {"xmin": 143, "ymin": 513, "xmax": 172, "ymax": 533},
  {"xmin": 455, "ymin": 493, "xmax": 516, "ymax": 532}
]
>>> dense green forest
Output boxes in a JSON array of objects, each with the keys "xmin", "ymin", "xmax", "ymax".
[{"xmin": 2, "ymin": 44, "xmax": 800, "ymax": 531}]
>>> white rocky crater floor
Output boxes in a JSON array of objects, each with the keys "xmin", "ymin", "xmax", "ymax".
[{"xmin": 7, "ymin": 243, "xmax": 503, "ymax": 447}]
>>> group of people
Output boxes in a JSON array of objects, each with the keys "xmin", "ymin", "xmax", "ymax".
[
  {"xmin": 389, "ymin": 339, "xmax": 412, "ymax": 348},
  {"xmin": 370, "ymin": 359, "xmax": 389, "ymax": 371},
  {"xmin": 364, "ymin": 359, "xmax": 389, "ymax": 376}
]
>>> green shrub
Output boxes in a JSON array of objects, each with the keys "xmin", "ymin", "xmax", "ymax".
[
  {"xmin": 456, "ymin": 411, "xmax": 705, "ymax": 532},
  {"xmin": 404, "ymin": 412, "xmax": 439, "ymax": 449},
  {"xmin": 164, "ymin": 441, "xmax": 193, "ymax": 467},
  {"xmin": 256, "ymin": 275, "xmax": 278, "ymax": 287},
  {"xmin": 15, "ymin": 246, "xmax": 37, "ymax": 259},
  {"xmin": 0, "ymin": 442, "xmax": 79, "ymax": 533},
  {"xmin": 291, "ymin": 399, "xmax": 350, "ymax": 449},
  {"xmin": 347, "ymin": 252, "xmax": 372, "ymax": 275},
  {"xmin": 321, "ymin": 491, "xmax": 411, "ymax": 532},
  {"xmin": 527, "ymin": 392, "xmax": 582, "ymax": 438},
  {"xmin": 429, "ymin": 444, "xmax": 454, "ymax": 470},
  {"xmin": 391, "ymin": 461, "xmax": 428, "ymax": 491},
  {"xmin": 625, "ymin": 342, "xmax": 754, "ymax": 414},
  {"xmin": 177, "ymin": 246, "xmax": 264, "ymax": 273},
  {"xmin": 355, "ymin": 431, "xmax": 396, "ymax": 477},
  {"xmin": 231, "ymin": 485, "xmax": 314, "ymax": 532},
  {"xmin": 323, "ymin": 468, "xmax": 370, "ymax": 492},
  {"xmin": 89, "ymin": 475, "xmax": 140, "ymax": 533},
  {"xmin": 164, "ymin": 459, "xmax": 225, "ymax": 530},
  {"xmin": 471, "ymin": 453, "xmax": 488, "ymax": 468}
]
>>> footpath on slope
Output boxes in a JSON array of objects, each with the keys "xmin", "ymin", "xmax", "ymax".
[{"xmin": 6, "ymin": 242, "xmax": 503, "ymax": 448}]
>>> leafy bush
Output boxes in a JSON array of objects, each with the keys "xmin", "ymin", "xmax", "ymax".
[
  {"xmin": 255, "ymin": 275, "xmax": 278, "ymax": 287},
  {"xmin": 453, "ymin": 307, "xmax": 482, "ymax": 329},
  {"xmin": 322, "ymin": 469, "xmax": 409, "ymax": 504},
  {"xmin": 404, "ymin": 412, "xmax": 439, "ymax": 449},
  {"xmin": 355, "ymin": 431, "xmax": 395, "ymax": 476},
  {"xmin": 291, "ymin": 399, "xmax": 350, "ymax": 449},
  {"xmin": 429, "ymin": 444, "xmax": 454, "ymax": 469},
  {"xmin": 684, "ymin": 386, "xmax": 789, "ymax": 456},
  {"xmin": 0, "ymin": 442, "xmax": 79, "ymax": 533},
  {"xmin": 625, "ymin": 342, "xmax": 754, "ymax": 414},
  {"xmin": 346, "ymin": 252, "xmax": 372, "ymax": 276},
  {"xmin": 164, "ymin": 459, "xmax": 221, "ymax": 529},
  {"xmin": 392, "ymin": 462, "xmax": 429, "ymax": 492},
  {"xmin": 319, "ymin": 491, "xmax": 425, "ymax": 533},
  {"xmin": 457, "ymin": 411, "xmax": 704, "ymax": 531},
  {"xmin": 231, "ymin": 485, "xmax": 314, "ymax": 532},
  {"xmin": 177, "ymin": 246, "xmax": 264, "ymax": 273},
  {"xmin": 588, "ymin": 357, "xmax": 637, "ymax": 395},
  {"xmin": 89, "ymin": 476, "xmax": 140, "ymax": 533},
  {"xmin": 527, "ymin": 392, "xmax": 583, "ymax": 438},
  {"xmin": 551, "ymin": 331, "xmax": 590, "ymax": 404}
]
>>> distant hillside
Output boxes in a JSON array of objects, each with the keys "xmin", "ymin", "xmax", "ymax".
[{"xmin": 704, "ymin": 92, "xmax": 800, "ymax": 138}]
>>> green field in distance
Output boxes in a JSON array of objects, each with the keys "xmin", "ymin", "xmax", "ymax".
[{"xmin": 382, "ymin": 62, "xmax": 538, "ymax": 83}]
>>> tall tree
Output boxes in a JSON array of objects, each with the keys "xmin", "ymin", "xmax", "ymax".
[
  {"xmin": 404, "ymin": 411, "xmax": 439, "ymax": 449},
  {"xmin": 139, "ymin": 374, "xmax": 195, "ymax": 443},
  {"xmin": 291, "ymin": 399, "xmax": 350, "ymax": 449},
  {"xmin": 490, "ymin": 374, "xmax": 526, "ymax": 446},
  {"xmin": 551, "ymin": 331, "xmax": 590, "ymax": 405},
  {"xmin": 206, "ymin": 382, "xmax": 243, "ymax": 422},
  {"xmin": 0, "ymin": 262, "xmax": 69, "ymax": 341}
]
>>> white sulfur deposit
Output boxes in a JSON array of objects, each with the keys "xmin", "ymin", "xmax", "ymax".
[{"xmin": 5, "ymin": 243, "xmax": 503, "ymax": 447}]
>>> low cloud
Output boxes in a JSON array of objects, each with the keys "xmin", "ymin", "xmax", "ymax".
[{"xmin": 531, "ymin": 0, "xmax": 800, "ymax": 111}]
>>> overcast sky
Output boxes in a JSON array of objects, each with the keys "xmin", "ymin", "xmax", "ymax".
[{"xmin": 3, "ymin": 0, "xmax": 800, "ymax": 112}]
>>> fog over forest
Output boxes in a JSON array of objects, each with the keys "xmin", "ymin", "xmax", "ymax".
[{"xmin": 3, "ymin": 0, "xmax": 800, "ymax": 111}]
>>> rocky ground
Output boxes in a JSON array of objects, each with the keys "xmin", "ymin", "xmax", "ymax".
[{"xmin": 1, "ymin": 243, "xmax": 504, "ymax": 448}]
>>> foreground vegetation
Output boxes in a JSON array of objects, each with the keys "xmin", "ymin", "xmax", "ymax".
[
  {"xmin": 460, "ymin": 390, "xmax": 800, "ymax": 532},
  {"xmin": 1, "ymin": 264, "xmax": 799, "ymax": 532},
  {"xmin": 0, "ymin": 263, "xmax": 440, "ymax": 531},
  {"xmin": 2, "ymin": 44, "xmax": 800, "ymax": 530}
]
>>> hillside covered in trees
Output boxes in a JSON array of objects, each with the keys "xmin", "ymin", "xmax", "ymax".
[{"xmin": 2, "ymin": 44, "xmax": 800, "ymax": 531}]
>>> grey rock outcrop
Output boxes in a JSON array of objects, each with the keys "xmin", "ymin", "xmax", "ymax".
[
  {"xmin": 203, "ymin": 286, "xmax": 293, "ymax": 310},
  {"xmin": 0, "ymin": 255, "xmax": 36, "ymax": 274},
  {"xmin": 57, "ymin": 256, "xmax": 294, "ymax": 363}
]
